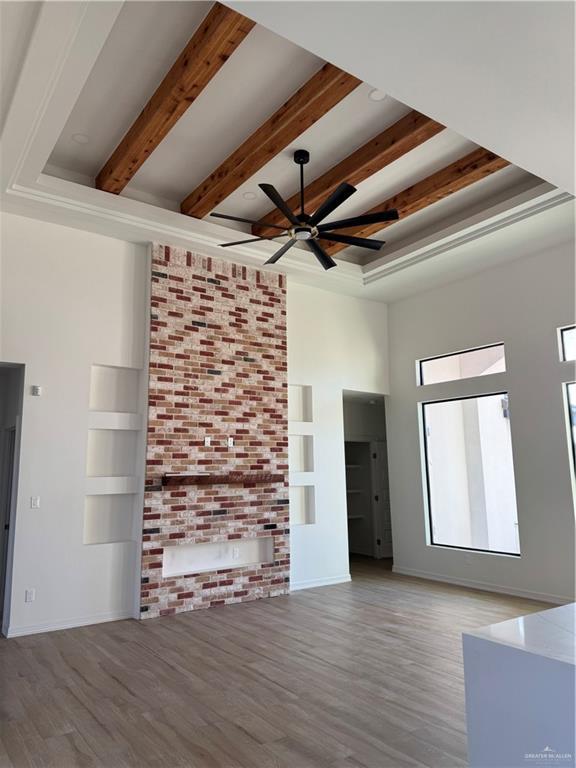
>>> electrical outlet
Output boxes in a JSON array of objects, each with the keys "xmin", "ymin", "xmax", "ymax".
[
  {"xmin": 232, "ymin": 546, "xmax": 240, "ymax": 560},
  {"xmin": 30, "ymin": 496, "xmax": 40, "ymax": 509},
  {"xmin": 204, "ymin": 437, "xmax": 211, "ymax": 447},
  {"xmin": 227, "ymin": 437, "xmax": 234, "ymax": 448},
  {"xmin": 25, "ymin": 588, "xmax": 36, "ymax": 603}
]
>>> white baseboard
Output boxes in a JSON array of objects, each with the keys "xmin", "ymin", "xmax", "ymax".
[
  {"xmin": 392, "ymin": 566, "xmax": 571, "ymax": 605},
  {"xmin": 290, "ymin": 573, "xmax": 351, "ymax": 592},
  {"xmin": 5, "ymin": 609, "xmax": 134, "ymax": 638}
]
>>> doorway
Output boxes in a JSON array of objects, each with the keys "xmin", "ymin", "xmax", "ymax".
[
  {"xmin": 0, "ymin": 364, "xmax": 24, "ymax": 627},
  {"xmin": 343, "ymin": 392, "xmax": 393, "ymax": 569}
]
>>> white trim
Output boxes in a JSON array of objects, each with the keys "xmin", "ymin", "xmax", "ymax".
[
  {"xmin": 392, "ymin": 565, "xmax": 571, "ymax": 605},
  {"xmin": 290, "ymin": 573, "xmax": 351, "ymax": 591},
  {"xmin": 363, "ymin": 185, "xmax": 572, "ymax": 284},
  {"xmin": 5, "ymin": 609, "xmax": 133, "ymax": 638}
]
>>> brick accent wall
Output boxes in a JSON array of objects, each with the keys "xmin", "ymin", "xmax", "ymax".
[{"xmin": 141, "ymin": 244, "xmax": 289, "ymax": 618}]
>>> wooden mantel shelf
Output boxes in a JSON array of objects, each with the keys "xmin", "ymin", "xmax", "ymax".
[{"xmin": 162, "ymin": 472, "xmax": 284, "ymax": 487}]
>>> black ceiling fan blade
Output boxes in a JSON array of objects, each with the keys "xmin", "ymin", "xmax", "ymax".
[
  {"xmin": 264, "ymin": 239, "xmax": 296, "ymax": 265},
  {"xmin": 310, "ymin": 182, "xmax": 357, "ymax": 226},
  {"xmin": 210, "ymin": 212, "xmax": 287, "ymax": 231},
  {"xmin": 259, "ymin": 184, "xmax": 300, "ymax": 226},
  {"xmin": 318, "ymin": 233, "xmax": 385, "ymax": 251},
  {"xmin": 317, "ymin": 209, "xmax": 399, "ymax": 232},
  {"xmin": 306, "ymin": 240, "xmax": 337, "ymax": 271},
  {"xmin": 220, "ymin": 235, "xmax": 285, "ymax": 248}
]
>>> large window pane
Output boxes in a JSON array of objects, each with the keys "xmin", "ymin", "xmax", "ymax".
[
  {"xmin": 422, "ymin": 393, "xmax": 520, "ymax": 555},
  {"xmin": 419, "ymin": 344, "xmax": 506, "ymax": 385}
]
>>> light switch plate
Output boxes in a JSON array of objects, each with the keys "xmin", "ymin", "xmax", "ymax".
[{"xmin": 30, "ymin": 496, "xmax": 40, "ymax": 509}]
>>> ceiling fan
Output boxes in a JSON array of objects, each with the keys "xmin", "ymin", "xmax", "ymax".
[{"xmin": 210, "ymin": 150, "xmax": 400, "ymax": 270}]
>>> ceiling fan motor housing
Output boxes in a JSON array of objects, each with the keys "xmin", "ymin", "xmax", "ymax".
[{"xmin": 292, "ymin": 225, "xmax": 318, "ymax": 241}]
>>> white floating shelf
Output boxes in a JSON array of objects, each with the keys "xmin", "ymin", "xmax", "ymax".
[
  {"xmin": 86, "ymin": 476, "xmax": 140, "ymax": 495},
  {"xmin": 289, "ymin": 471, "xmax": 315, "ymax": 486},
  {"xmin": 88, "ymin": 411, "xmax": 142, "ymax": 430},
  {"xmin": 288, "ymin": 421, "xmax": 314, "ymax": 436}
]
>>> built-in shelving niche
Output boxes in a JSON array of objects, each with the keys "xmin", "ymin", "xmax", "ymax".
[
  {"xmin": 84, "ymin": 364, "xmax": 143, "ymax": 546},
  {"xmin": 288, "ymin": 384, "xmax": 316, "ymax": 526},
  {"xmin": 289, "ymin": 485, "xmax": 316, "ymax": 526},
  {"xmin": 288, "ymin": 435, "xmax": 314, "ymax": 473},
  {"xmin": 288, "ymin": 384, "xmax": 313, "ymax": 423}
]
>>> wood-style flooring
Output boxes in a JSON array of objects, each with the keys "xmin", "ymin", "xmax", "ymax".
[{"xmin": 0, "ymin": 557, "xmax": 548, "ymax": 768}]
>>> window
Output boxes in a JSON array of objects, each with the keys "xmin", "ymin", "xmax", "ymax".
[
  {"xmin": 560, "ymin": 326, "xmax": 576, "ymax": 362},
  {"xmin": 419, "ymin": 344, "xmax": 506, "ymax": 385},
  {"xmin": 422, "ymin": 393, "xmax": 520, "ymax": 555}
]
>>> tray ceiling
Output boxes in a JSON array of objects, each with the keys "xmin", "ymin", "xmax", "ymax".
[
  {"xmin": 2, "ymin": 0, "xmax": 570, "ymax": 296},
  {"xmin": 43, "ymin": 1, "xmax": 542, "ymax": 267}
]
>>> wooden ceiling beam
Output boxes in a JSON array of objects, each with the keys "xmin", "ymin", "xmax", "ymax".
[
  {"xmin": 253, "ymin": 110, "xmax": 444, "ymax": 237},
  {"xmin": 180, "ymin": 64, "xmax": 362, "ymax": 218},
  {"xmin": 321, "ymin": 148, "xmax": 510, "ymax": 255},
  {"xmin": 96, "ymin": 3, "xmax": 255, "ymax": 195}
]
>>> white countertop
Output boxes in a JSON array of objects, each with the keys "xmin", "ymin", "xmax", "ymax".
[{"xmin": 465, "ymin": 602, "xmax": 575, "ymax": 665}]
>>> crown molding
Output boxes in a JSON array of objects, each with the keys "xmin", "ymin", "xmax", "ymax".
[{"xmin": 362, "ymin": 184, "xmax": 572, "ymax": 284}]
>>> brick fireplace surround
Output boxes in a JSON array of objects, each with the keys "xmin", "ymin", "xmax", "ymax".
[{"xmin": 141, "ymin": 244, "xmax": 289, "ymax": 618}]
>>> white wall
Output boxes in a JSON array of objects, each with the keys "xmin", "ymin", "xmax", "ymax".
[
  {"xmin": 387, "ymin": 241, "xmax": 576, "ymax": 603},
  {"xmin": 0, "ymin": 212, "xmax": 148, "ymax": 636},
  {"xmin": 287, "ymin": 281, "xmax": 389, "ymax": 589}
]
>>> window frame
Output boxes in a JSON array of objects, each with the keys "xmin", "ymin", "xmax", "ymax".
[
  {"xmin": 417, "ymin": 342, "xmax": 506, "ymax": 387},
  {"xmin": 558, "ymin": 325, "xmax": 576, "ymax": 362},
  {"xmin": 564, "ymin": 382, "xmax": 576, "ymax": 481},
  {"xmin": 420, "ymin": 390, "xmax": 521, "ymax": 558}
]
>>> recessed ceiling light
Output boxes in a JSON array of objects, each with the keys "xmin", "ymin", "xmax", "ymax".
[
  {"xmin": 242, "ymin": 191, "xmax": 257, "ymax": 200},
  {"xmin": 71, "ymin": 133, "xmax": 90, "ymax": 145},
  {"xmin": 368, "ymin": 88, "xmax": 387, "ymax": 102}
]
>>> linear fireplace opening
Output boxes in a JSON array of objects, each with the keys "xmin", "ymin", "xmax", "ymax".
[{"xmin": 162, "ymin": 537, "xmax": 275, "ymax": 578}]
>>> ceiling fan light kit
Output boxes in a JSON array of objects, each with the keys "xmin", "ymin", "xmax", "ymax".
[{"xmin": 212, "ymin": 150, "xmax": 400, "ymax": 270}]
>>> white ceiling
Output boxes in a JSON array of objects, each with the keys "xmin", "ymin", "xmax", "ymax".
[
  {"xmin": 0, "ymin": 2, "xmax": 41, "ymax": 134},
  {"xmin": 230, "ymin": 1, "xmax": 575, "ymax": 195},
  {"xmin": 44, "ymin": 0, "xmax": 541, "ymax": 265}
]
